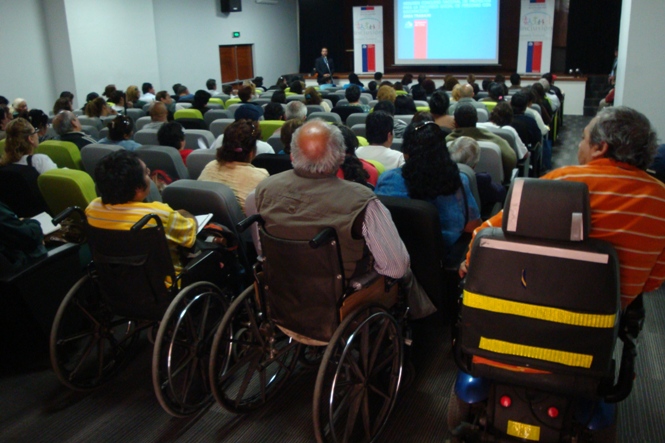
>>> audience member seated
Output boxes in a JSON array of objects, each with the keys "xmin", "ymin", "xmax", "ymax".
[
  {"xmin": 443, "ymin": 75, "xmax": 460, "ymax": 92},
  {"xmin": 375, "ymin": 121, "xmax": 481, "ymax": 267},
  {"xmin": 344, "ymin": 85, "xmax": 370, "ymax": 112},
  {"xmin": 82, "ymin": 92, "xmax": 99, "ymax": 112},
  {"xmin": 211, "ymin": 105, "xmax": 272, "ymax": 155},
  {"xmin": 206, "ymin": 78, "xmax": 219, "ymax": 95},
  {"xmin": 98, "ymin": 115, "xmax": 141, "ymax": 151},
  {"xmin": 289, "ymin": 80, "xmax": 304, "ymax": 95},
  {"xmin": 126, "ymin": 85, "xmax": 141, "ymax": 108},
  {"xmin": 304, "ymin": 87, "xmax": 331, "ymax": 112},
  {"xmin": 145, "ymin": 102, "xmax": 169, "ymax": 130},
  {"xmin": 243, "ymin": 80, "xmax": 258, "ymax": 98},
  {"xmin": 52, "ymin": 111, "xmax": 97, "ymax": 150},
  {"xmin": 10, "ymin": 98, "xmax": 28, "ymax": 119},
  {"xmin": 277, "ymin": 118, "xmax": 304, "ymax": 155},
  {"xmin": 155, "ymin": 91, "xmax": 176, "ymax": 120},
  {"xmin": 355, "ymin": 111, "xmax": 404, "ymax": 171},
  {"xmin": 509, "ymin": 91, "xmax": 543, "ymax": 152},
  {"xmin": 268, "ymin": 76, "xmax": 288, "ymax": 91},
  {"xmin": 374, "ymin": 100, "xmax": 407, "ymax": 138},
  {"xmin": 270, "ymin": 90, "xmax": 287, "ymax": 104},
  {"xmin": 530, "ymin": 83, "xmax": 553, "ymax": 125},
  {"xmin": 109, "ymin": 90, "xmax": 127, "ymax": 114},
  {"xmin": 422, "ymin": 79, "xmax": 436, "ymax": 97},
  {"xmin": 478, "ymin": 83, "xmax": 505, "ymax": 110},
  {"xmin": 446, "ymin": 104, "xmax": 517, "ymax": 180},
  {"xmin": 192, "ymin": 90, "xmax": 211, "ymax": 115},
  {"xmin": 429, "ymin": 91, "xmax": 455, "ymax": 134},
  {"xmin": 367, "ymin": 80, "xmax": 378, "ymax": 99},
  {"xmin": 103, "ymin": 84, "xmax": 116, "ymax": 100},
  {"xmin": 246, "ymin": 119, "xmax": 436, "ymax": 318},
  {"xmin": 467, "ymin": 73, "xmax": 480, "ymax": 96},
  {"xmin": 264, "ymin": 102, "xmax": 285, "ymax": 122},
  {"xmin": 175, "ymin": 85, "xmax": 194, "ymax": 103},
  {"xmin": 344, "ymin": 73, "xmax": 365, "ymax": 90},
  {"xmin": 461, "ymin": 107, "xmax": 665, "ymax": 309},
  {"xmin": 139, "ymin": 82, "xmax": 156, "ymax": 103},
  {"xmin": 27, "ymin": 109, "xmax": 52, "ymax": 143},
  {"xmin": 524, "ymin": 88, "xmax": 550, "ymax": 136},
  {"xmin": 53, "ymin": 97, "xmax": 73, "ymax": 115},
  {"xmin": 450, "ymin": 84, "xmax": 462, "ymax": 103},
  {"xmin": 448, "ymin": 136, "xmax": 507, "ymax": 216},
  {"xmin": 335, "ymin": 124, "xmax": 378, "ymax": 188},
  {"xmin": 85, "ymin": 97, "xmax": 115, "ymax": 118},
  {"xmin": 450, "ymin": 84, "xmax": 487, "ymax": 114},
  {"xmin": 198, "ymin": 119, "xmax": 269, "ymax": 212},
  {"xmin": 538, "ymin": 78, "xmax": 560, "ymax": 112},
  {"xmin": 284, "ymin": 101, "xmax": 307, "ymax": 122},
  {"xmin": 493, "ymin": 74, "xmax": 509, "ymax": 96},
  {"xmin": 394, "ymin": 96, "xmax": 417, "ymax": 115},
  {"xmin": 238, "ymin": 86, "xmax": 255, "ymax": 104},
  {"xmin": 0, "ymin": 106, "xmax": 11, "ymax": 140},
  {"xmin": 376, "ymin": 85, "xmax": 396, "ymax": 104},
  {"xmin": 401, "ymin": 73, "xmax": 414, "ymax": 93},
  {"xmin": 253, "ymin": 76, "xmax": 266, "ymax": 93},
  {"xmin": 0, "ymin": 201, "xmax": 46, "ymax": 274},
  {"xmin": 509, "ymin": 72, "xmax": 521, "ymax": 91},
  {"xmin": 86, "ymin": 150, "xmax": 197, "ymax": 273},
  {"xmin": 476, "ymin": 101, "xmax": 529, "ymax": 160},
  {"xmin": 158, "ymin": 121, "xmax": 192, "ymax": 165},
  {"xmin": 542, "ymin": 73, "xmax": 564, "ymax": 104},
  {"xmin": 0, "ymin": 118, "xmax": 57, "ymax": 174}
]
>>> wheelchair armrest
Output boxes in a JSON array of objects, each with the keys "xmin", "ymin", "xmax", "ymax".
[
  {"xmin": 349, "ymin": 270, "xmax": 380, "ymax": 291},
  {"xmin": 237, "ymin": 214, "xmax": 263, "ymax": 233},
  {"xmin": 52, "ymin": 206, "xmax": 86, "ymax": 225},
  {"xmin": 181, "ymin": 249, "xmax": 217, "ymax": 276},
  {"xmin": 310, "ymin": 227, "xmax": 336, "ymax": 249},
  {"xmin": 131, "ymin": 213, "xmax": 163, "ymax": 231}
]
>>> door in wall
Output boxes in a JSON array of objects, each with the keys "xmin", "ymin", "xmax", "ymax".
[{"xmin": 219, "ymin": 44, "xmax": 254, "ymax": 83}]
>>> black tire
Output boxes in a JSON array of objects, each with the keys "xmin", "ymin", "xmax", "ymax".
[
  {"xmin": 152, "ymin": 281, "xmax": 227, "ymax": 417},
  {"xmin": 50, "ymin": 275, "xmax": 138, "ymax": 391},
  {"xmin": 313, "ymin": 305, "xmax": 403, "ymax": 443},
  {"xmin": 447, "ymin": 383, "xmax": 472, "ymax": 432},
  {"xmin": 208, "ymin": 285, "xmax": 300, "ymax": 413}
]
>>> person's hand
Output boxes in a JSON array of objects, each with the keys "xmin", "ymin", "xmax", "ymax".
[{"xmin": 458, "ymin": 260, "xmax": 468, "ymax": 279}]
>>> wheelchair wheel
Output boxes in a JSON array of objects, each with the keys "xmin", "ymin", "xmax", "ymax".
[
  {"xmin": 313, "ymin": 305, "xmax": 403, "ymax": 443},
  {"xmin": 447, "ymin": 383, "xmax": 472, "ymax": 431},
  {"xmin": 209, "ymin": 285, "xmax": 301, "ymax": 413},
  {"xmin": 152, "ymin": 281, "xmax": 228, "ymax": 417},
  {"xmin": 50, "ymin": 275, "xmax": 138, "ymax": 391}
]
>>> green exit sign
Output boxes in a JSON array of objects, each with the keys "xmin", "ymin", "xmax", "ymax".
[{"xmin": 232, "ymin": 32, "xmax": 240, "ymax": 38}]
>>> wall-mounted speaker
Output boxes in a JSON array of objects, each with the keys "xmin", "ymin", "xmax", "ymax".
[{"xmin": 221, "ymin": 0, "xmax": 242, "ymax": 13}]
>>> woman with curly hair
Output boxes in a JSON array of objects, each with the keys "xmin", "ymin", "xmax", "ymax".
[
  {"xmin": 198, "ymin": 119, "xmax": 269, "ymax": 211},
  {"xmin": 334, "ymin": 124, "xmax": 378, "ymax": 188},
  {"xmin": 304, "ymin": 86, "xmax": 331, "ymax": 112},
  {"xmin": 375, "ymin": 121, "xmax": 481, "ymax": 266},
  {"xmin": 0, "ymin": 118, "xmax": 57, "ymax": 174}
]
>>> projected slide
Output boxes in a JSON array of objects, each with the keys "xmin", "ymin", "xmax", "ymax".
[{"xmin": 394, "ymin": 0, "xmax": 500, "ymax": 65}]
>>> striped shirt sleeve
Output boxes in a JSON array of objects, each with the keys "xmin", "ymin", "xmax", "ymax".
[{"xmin": 362, "ymin": 198, "xmax": 410, "ymax": 279}]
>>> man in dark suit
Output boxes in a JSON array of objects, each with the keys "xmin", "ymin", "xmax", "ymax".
[{"xmin": 313, "ymin": 47, "xmax": 335, "ymax": 85}]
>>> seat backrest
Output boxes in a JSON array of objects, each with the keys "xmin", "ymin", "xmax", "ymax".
[
  {"xmin": 378, "ymin": 196, "xmax": 447, "ymax": 310},
  {"xmin": 136, "ymin": 145, "xmax": 189, "ymax": 180},
  {"xmin": 259, "ymin": 120, "xmax": 285, "ymax": 141},
  {"xmin": 208, "ymin": 118, "xmax": 235, "ymax": 138},
  {"xmin": 204, "ymin": 109, "xmax": 230, "ymax": 128},
  {"xmin": 391, "ymin": 138, "xmax": 403, "ymax": 152},
  {"xmin": 476, "ymin": 141, "xmax": 503, "ymax": 184},
  {"xmin": 345, "ymin": 113, "xmax": 367, "ymax": 127},
  {"xmin": 79, "ymin": 125, "xmax": 99, "ymax": 140},
  {"xmin": 307, "ymin": 112, "xmax": 342, "ymax": 124},
  {"xmin": 394, "ymin": 114, "xmax": 414, "ymax": 126},
  {"xmin": 285, "ymin": 94, "xmax": 305, "ymax": 103},
  {"xmin": 266, "ymin": 135, "xmax": 283, "ymax": 153},
  {"xmin": 360, "ymin": 93, "xmax": 373, "ymax": 103},
  {"xmin": 350, "ymin": 123, "xmax": 366, "ymax": 137},
  {"xmin": 175, "ymin": 118, "xmax": 207, "ymax": 130},
  {"xmin": 335, "ymin": 98, "xmax": 350, "ymax": 107},
  {"xmin": 458, "ymin": 179, "xmax": 620, "ymax": 397},
  {"xmin": 305, "ymin": 104, "xmax": 324, "ymax": 116},
  {"xmin": 78, "ymin": 116, "xmax": 102, "ymax": 130},
  {"xmin": 251, "ymin": 153, "xmax": 292, "ymax": 175},
  {"xmin": 332, "ymin": 106, "xmax": 364, "ymax": 124},
  {"xmin": 0, "ymin": 163, "xmax": 50, "ymax": 217},
  {"xmin": 260, "ymin": 225, "xmax": 345, "ymax": 343},
  {"xmin": 212, "ymin": 94, "xmax": 230, "ymax": 102},
  {"xmin": 184, "ymin": 129, "xmax": 215, "ymax": 150},
  {"xmin": 484, "ymin": 126, "xmax": 520, "ymax": 162},
  {"xmin": 224, "ymin": 97, "xmax": 242, "ymax": 109},
  {"xmin": 36, "ymin": 140, "xmax": 83, "ymax": 170},
  {"xmin": 80, "ymin": 144, "xmax": 124, "ymax": 176},
  {"xmin": 134, "ymin": 129, "xmax": 160, "ymax": 146},
  {"xmin": 135, "ymin": 116, "xmax": 153, "ymax": 131},
  {"xmin": 185, "ymin": 149, "xmax": 216, "ymax": 180},
  {"xmin": 456, "ymin": 163, "xmax": 482, "ymax": 213},
  {"xmin": 174, "ymin": 108, "xmax": 203, "ymax": 120},
  {"xmin": 99, "ymin": 127, "xmax": 109, "ymax": 140},
  {"xmin": 125, "ymin": 108, "xmax": 146, "ymax": 123},
  {"xmin": 530, "ymin": 103, "xmax": 542, "ymax": 116},
  {"xmin": 226, "ymin": 103, "xmax": 243, "ymax": 116},
  {"xmin": 37, "ymin": 169, "xmax": 97, "ymax": 216},
  {"xmin": 251, "ymin": 98, "xmax": 271, "ymax": 107},
  {"xmin": 87, "ymin": 220, "xmax": 175, "ymax": 320},
  {"xmin": 476, "ymin": 108, "xmax": 489, "ymax": 123}
]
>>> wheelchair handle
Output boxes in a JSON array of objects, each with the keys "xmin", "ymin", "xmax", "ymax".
[
  {"xmin": 237, "ymin": 214, "xmax": 263, "ymax": 233},
  {"xmin": 52, "ymin": 206, "xmax": 86, "ymax": 225},
  {"xmin": 131, "ymin": 213, "xmax": 164, "ymax": 231},
  {"xmin": 310, "ymin": 227, "xmax": 336, "ymax": 249}
]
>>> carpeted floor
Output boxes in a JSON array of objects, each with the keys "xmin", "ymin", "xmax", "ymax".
[{"xmin": 2, "ymin": 115, "xmax": 663, "ymax": 443}]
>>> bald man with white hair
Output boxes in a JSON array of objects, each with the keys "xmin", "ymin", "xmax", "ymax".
[
  {"xmin": 450, "ymin": 83, "xmax": 488, "ymax": 114},
  {"xmin": 247, "ymin": 119, "xmax": 436, "ymax": 318}
]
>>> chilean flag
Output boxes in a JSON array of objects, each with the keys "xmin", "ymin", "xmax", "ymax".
[
  {"xmin": 362, "ymin": 44, "xmax": 376, "ymax": 72},
  {"xmin": 530, "ymin": 0, "xmax": 546, "ymax": 3},
  {"xmin": 361, "ymin": 6, "xmax": 374, "ymax": 10},
  {"xmin": 526, "ymin": 41, "xmax": 542, "ymax": 73}
]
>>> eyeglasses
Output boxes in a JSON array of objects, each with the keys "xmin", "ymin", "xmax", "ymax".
[{"xmin": 413, "ymin": 121, "xmax": 439, "ymax": 132}]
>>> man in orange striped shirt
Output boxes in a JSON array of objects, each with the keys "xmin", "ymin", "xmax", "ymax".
[{"xmin": 461, "ymin": 107, "xmax": 665, "ymax": 308}]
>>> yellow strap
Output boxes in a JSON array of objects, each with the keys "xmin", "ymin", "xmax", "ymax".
[
  {"xmin": 479, "ymin": 337, "xmax": 593, "ymax": 368},
  {"xmin": 463, "ymin": 290, "xmax": 616, "ymax": 328}
]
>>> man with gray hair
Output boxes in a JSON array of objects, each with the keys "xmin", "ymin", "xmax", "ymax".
[
  {"xmin": 461, "ymin": 107, "xmax": 665, "ymax": 310},
  {"xmin": 52, "ymin": 110, "xmax": 97, "ymax": 150},
  {"xmin": 285, "ymin": 100, "xmax": 307, "ymax": 121},
  {"xmin": 449, "ymin": 84, "xmax": 487, "ymax": 114},
  {"xmin": 249, "ymin": 119, "xmax": 436, "ymax": 318}
]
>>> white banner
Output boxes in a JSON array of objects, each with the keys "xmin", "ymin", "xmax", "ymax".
[
  {"xmin": 353, "ymin": 6, "xmax": 384, "ymax": 74},
  {"xmin": 516, "ymin": 0, "xmax": 555, "ymax": 75}
]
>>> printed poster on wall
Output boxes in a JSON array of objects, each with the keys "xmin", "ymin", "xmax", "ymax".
[
  {"xmin": 516, "ymin": 0, "xmax": 555, "ymax": 75},
  {"xmin": 353, "ymin": 6, "xmax": 384, "ymax": 74}
]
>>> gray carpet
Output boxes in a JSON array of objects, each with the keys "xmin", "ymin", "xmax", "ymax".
[{"xmin": 1, "ymin": 116, "xmax": 663, "ymax": 442}]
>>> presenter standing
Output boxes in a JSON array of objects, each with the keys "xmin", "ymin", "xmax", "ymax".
[{"xmin": 313, "ymin": 47, "xmax": 335, "ymax": 85}]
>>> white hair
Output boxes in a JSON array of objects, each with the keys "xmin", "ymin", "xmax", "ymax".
[{"xmin": 290, "ymin": 119, "xmax": 345, "ymax": 175}]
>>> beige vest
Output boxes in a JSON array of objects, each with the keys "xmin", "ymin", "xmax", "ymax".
[{"xmin": 255, "ymin": 170, "xmax": 375, "ymax": 279}]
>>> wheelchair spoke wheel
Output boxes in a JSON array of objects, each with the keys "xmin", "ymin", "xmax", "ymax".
[
  {"xmin": 209, "ymin": 285, "xmax": 300, "ymax": 413},
  {"xmin": 152, "ymin": 281, "xmax": 228, "ymax": 417},
  {"xmin": 313, "ymin": 305, "xmax": 403, "ymax": 443},
  {"xmin": 50, "ymin": 275, "xmax": 138, "ymax": 391}
]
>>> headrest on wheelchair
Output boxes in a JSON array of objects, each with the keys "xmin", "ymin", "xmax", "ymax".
[{"xmin": 502, "ymin": 178, "xmax": 590, "ymax": 242}]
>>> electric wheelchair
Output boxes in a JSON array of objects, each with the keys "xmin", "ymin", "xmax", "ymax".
[
  {"xmin": 208, "ymin": 214, "xmax": 412, "ymax": 443},
  {"xmin": 49, "ymin": 207, "xmax": 243, "ymax": 417},
  {"xmin": 449, "ymin": 179, "xmax": 643, "ymax": 442}
]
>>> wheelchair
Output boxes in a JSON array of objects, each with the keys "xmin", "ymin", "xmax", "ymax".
[
  {"xmin": 49, "ymin": 207, "xmax": 242, "ymax": 417},
  {"xmin": 208, "ymin": 214, "xmax": 411, "ymax": 443},
  {"xmin": 449, "ymin": 179, "xmax": 643, "ymax": 442}
]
